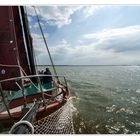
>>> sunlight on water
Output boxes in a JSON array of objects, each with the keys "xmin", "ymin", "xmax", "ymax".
[{"xmin": 39, "ymin": 66, "xmax": 140, "ymax": 134}]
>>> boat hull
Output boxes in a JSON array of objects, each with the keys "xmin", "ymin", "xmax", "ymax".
[{"xmin": 0, "ymin": 89, "xmax": 69, "ymax": 130}]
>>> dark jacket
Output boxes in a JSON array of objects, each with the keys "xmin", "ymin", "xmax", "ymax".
[{"xmin": 43, "ymin": 70, "xmax": 53, "ymax": 83}]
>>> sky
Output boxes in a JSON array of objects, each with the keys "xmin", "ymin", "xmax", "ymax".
[{"xmin": 26, "ymin": 5, "xmax": 140, "ymax": 65}]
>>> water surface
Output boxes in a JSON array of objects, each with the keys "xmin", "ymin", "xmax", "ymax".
[{"xmin": 46, "ymin": 65, "xmax": 140, "ymax": 134}]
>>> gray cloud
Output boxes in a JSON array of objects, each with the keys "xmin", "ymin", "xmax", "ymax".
[
  {"xmin": 84, "ymin": 25, "xmax": 140, "ymax": 53},
  {"xmin": 32, "ymin": 25, "xmax": 140, "ymax": 65}
]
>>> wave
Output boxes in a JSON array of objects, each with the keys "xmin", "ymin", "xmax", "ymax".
[{"xmin": 66, "ymin": 75, "xmax": 140, "ymax": 134}]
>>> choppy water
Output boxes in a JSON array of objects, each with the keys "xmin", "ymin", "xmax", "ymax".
[
  {"xmin": 46, "ymin": 65, "xmax": 140, "ymax": 134},
  {"xmin": 1, "ymin": 66, "xmax": 140, "ymax": 134}
]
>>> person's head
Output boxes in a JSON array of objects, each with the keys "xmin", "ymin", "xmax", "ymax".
[{"xmin": 45, "ymin": 68, "xmax": 49, "ymax": 71}]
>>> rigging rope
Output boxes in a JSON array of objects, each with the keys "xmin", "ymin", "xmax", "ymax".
[
  {"xmin": 33, "ymin": 6, "xmax": 59, "ymax": 83},
  {"xmin": 24, "ymin": 7, "xmax": 42, "ymax": 95},
  {"xmin": 0, "ymin": 6, "xmax": 75, "ymax": 134}
]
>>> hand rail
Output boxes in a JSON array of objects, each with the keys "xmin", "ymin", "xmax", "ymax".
[
  {"xmin": 0, "ymin": 74, "xmax": 69, "ymax": 124},
  {"xmin": 0, "ymin": 74, "xmax": 67, "ymax": 83}
]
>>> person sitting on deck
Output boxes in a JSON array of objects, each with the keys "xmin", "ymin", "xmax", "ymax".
[{"xmin": 43, "ymin": 68, "xmax": 53, "ymax": 84}]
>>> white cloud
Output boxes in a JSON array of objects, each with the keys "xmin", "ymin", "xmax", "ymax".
[
  {"xmin": 55, "ymin": 25, "xmax": 140, "ymax": 65},
  {"xmin": 25, "ymin": 6, "xmax": 35, "ymax": 16},
  {"xmin": 83, "ymin": 5, "xmax": 105, "ymax": 18},
  {"xmin": 31, "ymin": 33, "xmax": 46, "ymax": 54},
  {"xmin": 31, "ymin": 24, "xmax": 140, "ymax": 65},
  {"xmin": 84, "ymin": 25, "xmax": 140, "ymax": 40},
  {"xmin": 83, "ymin": 25, "xmax": 140, "ymax": 53},
  {"xmin": 26, "ymin": 6, "xmax": 82, "ymax": 28},
  {"xmin": 31, "ymin": 33, "xmax": 49, "ymax": 64},
  {"xmin": 26, "ymin": 6, "xmax": 107, "ymax": 28},
  {"xmin": 26, "ymin": 6, "xmax": 140, "ymax": 65}
]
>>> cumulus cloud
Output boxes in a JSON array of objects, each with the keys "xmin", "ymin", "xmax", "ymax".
[
  {"xmin": 32, "ymin": 25, "xmax": 140, "ymax": 65},
  {"xmin": 55, "ymin": 25, "xmax": 140, "ymax": 65},
  {"xmin": 83, "ymin": 5, "xmax": 105, "ymax": 18},
  {"xmin": 26, "ymin": 6, "xmax": 82, "ymax": 28}
]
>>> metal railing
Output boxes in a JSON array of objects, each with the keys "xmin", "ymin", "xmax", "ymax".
[
  {"xmin": 0, "ymin": 74, "xmax": 69, "ymax": 125},
  {"xmin": 0, "ymin": 74, "xmax": 67, "ymax": 85}
]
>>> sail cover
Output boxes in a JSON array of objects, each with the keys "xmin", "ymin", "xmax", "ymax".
[{"xmin": 0, "ymin": 6, "xmax": 31, "ymax": 90}]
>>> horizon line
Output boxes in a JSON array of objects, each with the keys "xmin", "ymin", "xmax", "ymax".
[{"xmin": 36, "ymin": 64, "xmax": 140, "ymax": 66}]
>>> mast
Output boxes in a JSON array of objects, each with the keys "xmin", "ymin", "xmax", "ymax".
[{"xmin": 19, "ymin": 6, "xmax": 36, "ymax": 76}]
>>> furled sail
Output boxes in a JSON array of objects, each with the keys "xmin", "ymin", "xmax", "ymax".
[{"xmin": 0, "ymin": 6, "xmax": 35, "ymax": 90}]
